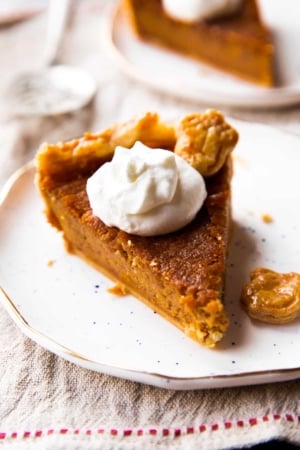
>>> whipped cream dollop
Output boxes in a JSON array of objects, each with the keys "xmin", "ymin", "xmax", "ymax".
[
  {"xmin": 162, "ymin": 0, "xmax": 243, "ymax": 22},
  {"xmin": 86, "ymin": 141, "xmax": 207, "ymax": 236}
]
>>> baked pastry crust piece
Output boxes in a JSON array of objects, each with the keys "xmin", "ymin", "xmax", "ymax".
[
  {"xmin": 36, "ymin": 111, "xmax": 238, "ymax": 347},
  {"xmin": 121, "ymin": 0, "xmax": 275, "ymax": 87}
]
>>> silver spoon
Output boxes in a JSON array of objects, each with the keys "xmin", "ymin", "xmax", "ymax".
[{"xmin": 3, "ymin": 0, "xmax": 97, "ymax": 117}]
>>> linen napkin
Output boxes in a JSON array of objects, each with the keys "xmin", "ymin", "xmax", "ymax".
[{"xmin": 0, "ymin": 312, "xmax": 299, "ymax": 450}]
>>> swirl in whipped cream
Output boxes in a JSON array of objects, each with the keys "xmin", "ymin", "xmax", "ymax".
[
  {"xmin": 162, "ymin": 0, "xmax": 243, "ymax": 22},
  {"xmin": 86, "ymin": 141, "xmax": 207, "ymax": 236}
]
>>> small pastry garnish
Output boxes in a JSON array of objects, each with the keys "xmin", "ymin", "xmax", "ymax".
[
  {"xmin": 174, "ymin": 109, "xmax": 239, "ymax": 177},
  {"xmin": 241, "ymin": 267, "xmax": 300, "ymax": 324}
]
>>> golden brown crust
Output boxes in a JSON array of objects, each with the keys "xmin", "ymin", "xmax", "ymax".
[
  {"xmin": 36, "ymin": 110, "xmax": 237, "ymax": 179},
  {"xmin": 36, "ymin": 113, "xmax": 175, "ymax": 181}
]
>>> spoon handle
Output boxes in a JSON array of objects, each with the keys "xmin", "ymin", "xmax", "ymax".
[{"xmin": 43, "ymin": 0, "xmax": 72, "ymax": 66}]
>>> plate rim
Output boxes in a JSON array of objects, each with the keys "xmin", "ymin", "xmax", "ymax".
[
  {"xmin": 1, "ymin": 282, "xmax": 300, "ymax": 390},
  {"xmin": 102, "ymin": 4, "xmax": 300, "ymax": 109}
]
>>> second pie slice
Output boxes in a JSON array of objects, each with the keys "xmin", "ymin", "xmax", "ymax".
[
  {"xmin": 36, "ymin": 110, "xmax": 238, "ymax": 347},
  {"xmin": 121, "ymin": 0, "xmax": 275, "ymax": 87}
]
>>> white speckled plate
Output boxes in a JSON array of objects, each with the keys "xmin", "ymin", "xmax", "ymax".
[
  {"xmin": 103, "ymin": 0, "xmax": 300, "ymax": 109},
  {"xmin": 1, "ymin": 119, "xmax": 300, "ymax": 390}
]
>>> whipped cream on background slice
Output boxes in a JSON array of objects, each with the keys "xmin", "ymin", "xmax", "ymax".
[
  {"xmin": 86, "ymin": 141, "xmax": 207, "ymax": 236},
  {"xmin": 162, "ymin": 0, "xmax": 243, "ymax": 22}
]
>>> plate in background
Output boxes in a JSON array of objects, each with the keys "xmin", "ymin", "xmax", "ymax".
[{"xmin": 103, "ymin": 0, "xmax": 300, "ymax": 109}]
